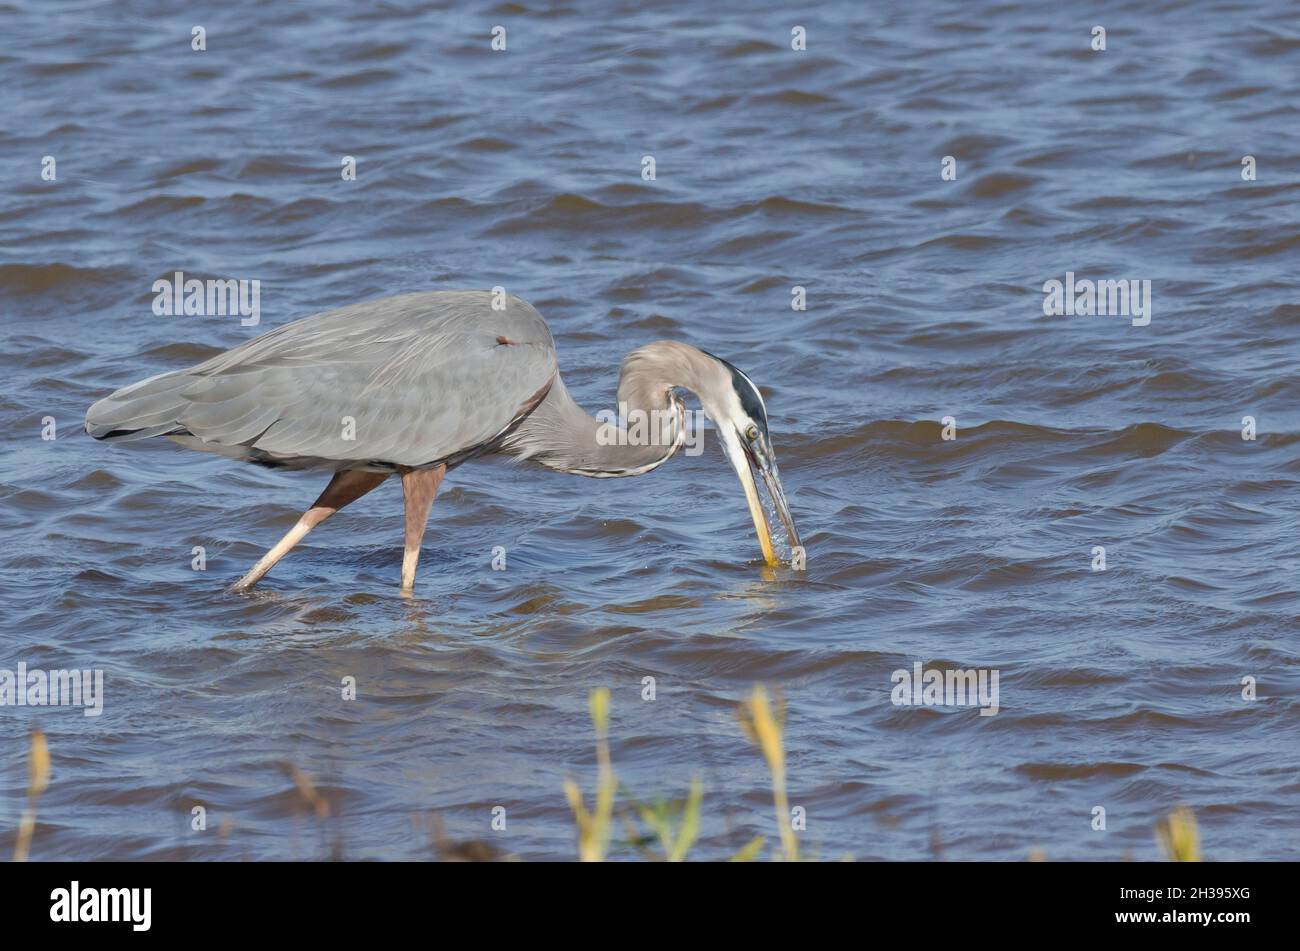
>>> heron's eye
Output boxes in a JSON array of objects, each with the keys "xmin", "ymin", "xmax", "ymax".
[{"xmin": 744, "ymin": 424, "xmax": 758, "ymax": 441}]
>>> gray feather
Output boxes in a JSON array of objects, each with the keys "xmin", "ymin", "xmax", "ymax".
[{"xmin": 86, "ymin": 291, "xmax": 558, "ymax": 470}]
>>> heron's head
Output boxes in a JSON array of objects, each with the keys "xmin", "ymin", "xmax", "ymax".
[{"xmin": 696, "ymin": 350, "xmax": 802, "ymax": 567}]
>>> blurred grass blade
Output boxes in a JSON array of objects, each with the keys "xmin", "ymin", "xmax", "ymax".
[
  {"xmin": 1156, "ymin": 806, "xmax": 1200, "ymax": 862},
  {"xmin": 738, "ymin": 686, "xmax": 798, "ymax": 861},
  {"xmin": 14, "ymin": 730, "xmax": 50, "ymax": 862},
  {"xmin": 666, "ymin": 779, "xmax": 703, "ymax": 862},
  {"xmin": 728, "ymin": 835, "xmax": 766, "ymax": 862},
  {"xmin": 28, "ymin": 730, "xmax": 50, "ymax": 797},
  {"xmin": 566, "ymin": 689, "xmax": 616, "ymax": 861}
]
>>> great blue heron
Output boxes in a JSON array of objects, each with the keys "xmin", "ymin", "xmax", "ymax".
[{"xmin": 86, "ymin": 291, "xmax": 802, "ymax": 592}]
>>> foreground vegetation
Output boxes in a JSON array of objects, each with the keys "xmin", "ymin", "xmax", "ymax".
[{"xmin": 11, "ymin": 690, "xmax": 1204, "ymax": 862}]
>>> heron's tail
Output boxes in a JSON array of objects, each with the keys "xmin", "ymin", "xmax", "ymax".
[{"xmin": 85, "ymin": 370, "xmax": 191, "ymax": 441}]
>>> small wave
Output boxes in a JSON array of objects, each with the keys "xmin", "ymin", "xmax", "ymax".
[
  {"xmin": 1247, "ymin": 30, "xmax": 1300, "ymax": 56},
  {"xmin": 139, "ymin": 342, "xmax": 223, "ymax": 361},
  {"xmin": 118, "ymin": 194, "xmax": 206, "ymax": 217},
  {"xmin": 750, "ymin": 89, "xmax": 836, "ymax": 107},
  {"xmin": 455, "ymin": 136, "xmax": 517, "ymax": 153},
  {"xmin": 319, "ymin": 68, "xmax": 400, "ymax": 88},
  {"xmin": 0, "ymin": 262, "xmax": 128, "ymax": 295},
  {"xmin": 151, "ymin": 158, "xmax": 225, "ymax": 181},
  {"xmin": 965, "ymin": 172, "xmax": 1039, "ymax": 199},
  {"xmin": 341, "ymin": 42, "xmax": 409, "ymax": 63},
  {"xmin": 743, "ymin": 195, "xmax": 852, "ymax": 217},
  {"xmin": 1015, "ymin": 761, "xmax": 1145, "ymax": 780},
  {"xmin": 485, "ymin": 192, "xmax": 714, "ymax": 235},
  {"xmin": 24, "ymin": 60, "xmax": 106, "ymax": 77},
  {"xmin": 721, "ymin": 40, "xmax": 781, "ymax": 58},
  {"xmin": 914, "ymin": 232, "xmax": 1007, "ymax": 252},
  {"xmin": 1094, "ymin": 422, "xmax": 1192, "ymax": 456}
]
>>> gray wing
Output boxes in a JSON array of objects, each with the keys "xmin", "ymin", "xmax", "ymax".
[{"xmin": 86, "ymin": 291, "xmax": 558, "ymax": 469}]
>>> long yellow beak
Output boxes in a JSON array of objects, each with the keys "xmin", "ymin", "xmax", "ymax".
[
  {"xmin": 736, "ymin": 458, "xmax": 778, "ymax": 566},
  {"xmin": 720, "ymin": 425, "xmax": 801, "ymax": 568}
]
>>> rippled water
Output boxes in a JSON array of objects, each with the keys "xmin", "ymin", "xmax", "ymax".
[{"xmin": 2, "ymin": 0, "xmax": 1298, "ymax": 861}]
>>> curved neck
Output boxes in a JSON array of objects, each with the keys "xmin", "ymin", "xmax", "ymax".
[{"xmin": 501, "ymin": 342, "xmax": 709, "ymax": 477}]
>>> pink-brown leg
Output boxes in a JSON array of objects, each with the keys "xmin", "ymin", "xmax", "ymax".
[
  {"xmin": 399, "ymin": 464, "xmax": 446, "ymax": 592},
  {"xmin": 230, "ymin": 469, "xmax": 389, "ymax": 592}
]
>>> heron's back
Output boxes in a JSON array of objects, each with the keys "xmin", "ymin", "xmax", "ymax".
[{"xmin": 86, "ymin": 291, "xmax": 558, "ymax": 470}]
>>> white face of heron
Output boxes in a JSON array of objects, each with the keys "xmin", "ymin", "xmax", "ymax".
[
  {"xmin": 696, "ymin": 353, "xmax": 769, "ymax": 447},
  {"xmin": 697, "ymin": 352, "xmax": 800, "ymax": 565}
]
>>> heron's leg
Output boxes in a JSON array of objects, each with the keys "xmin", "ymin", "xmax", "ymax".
[
  {"xmin": 230, "ymin": 469, "xmax": 389, "ymax": 592},
  {"xmin": 399, "ymin": 464, "xmax": 446, "ymax": 592}
]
